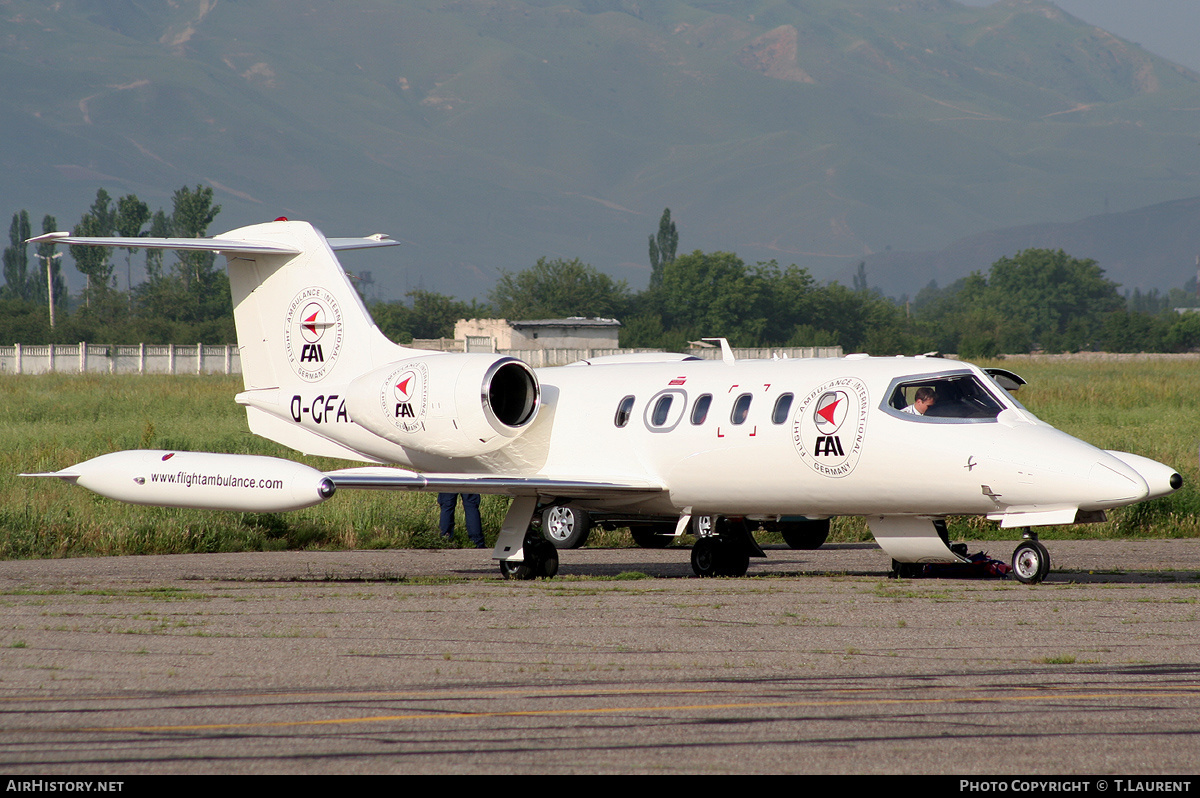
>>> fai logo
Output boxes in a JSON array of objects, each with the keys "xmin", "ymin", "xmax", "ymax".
[
  {"xmin": 792, "ymin": 377, "xmax": 869, "ymax": 478},
  {"xmin": 380, "ymin": 362, "xmax": 428, "ymax": 433},
  {"xmin": 284, "ymin": 288, "xmax": 343, "ymax": 382},
  {"xmin": 814, "ymin": 391, "xmax": 848, "ymax": 434}
]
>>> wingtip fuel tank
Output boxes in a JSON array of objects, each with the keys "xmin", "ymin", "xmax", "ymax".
[{"xmin": 23, "ymin": 450, "xmax": 335, "ymax": 513}]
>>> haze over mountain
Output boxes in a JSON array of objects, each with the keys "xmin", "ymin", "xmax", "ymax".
[{"xmin": 3, "ymin": 0, "xmax": 1199, "ymax": 300}]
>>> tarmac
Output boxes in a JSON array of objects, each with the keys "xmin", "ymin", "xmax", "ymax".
[{"xmin": 0, "ymin": 539, "xmax": 1198, "ymax": 775}]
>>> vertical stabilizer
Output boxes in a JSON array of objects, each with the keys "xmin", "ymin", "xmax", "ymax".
[{"xmin": 217, "ymin": 221, "xmax": 404, "ymax": 391}]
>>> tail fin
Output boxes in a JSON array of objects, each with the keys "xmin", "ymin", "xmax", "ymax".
[
  {"xmin": 217, "ymin": 220, "xmax": 404, "ymax": 390},
  {"xmin": 31, "ymin": 220, "xmax": 408, "ymax": 391}
]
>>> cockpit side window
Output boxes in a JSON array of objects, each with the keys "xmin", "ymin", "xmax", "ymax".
[{"xmin": 887, "ymin": 374, "xmax": 1006, "ymax": 421}]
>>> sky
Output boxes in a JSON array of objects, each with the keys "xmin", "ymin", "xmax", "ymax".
[{"xmin": 960, "ymin": 0, "xmax": 1200, "ymax": 73}]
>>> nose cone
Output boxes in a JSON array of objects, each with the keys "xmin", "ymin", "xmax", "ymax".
[{"xmin": 1106, "ymin": 450, "xmax": 1182, "ymax": 501}]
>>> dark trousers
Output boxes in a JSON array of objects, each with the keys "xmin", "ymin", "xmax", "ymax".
[{"xmin": 437, "ymin": 493, "xmax": 484, "ymax": 546}]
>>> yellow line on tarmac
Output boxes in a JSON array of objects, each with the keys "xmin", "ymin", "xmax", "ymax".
[{"xmin": 78, "ymin": 688, "xmax": 1200, "ymax": 734}]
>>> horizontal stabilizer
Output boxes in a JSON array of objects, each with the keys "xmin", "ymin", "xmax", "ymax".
[
  {"xmin": 27, "ymin": 231, "xmax": 399, "ymax": 254},
  {"xmin": 326, "ymin": 235, "xmax": 401, "ymax": 251}
]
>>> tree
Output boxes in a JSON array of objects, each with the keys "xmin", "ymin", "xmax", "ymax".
[
  {"xmin": 490, "ymin": 257, "xmax": 629, "ymax": 320},
  {"xmin": 658, "ymin": 250, "xmax": 764, "ymax": 344},
  {"xmin": 984, "ymin": 249, "xmax": 1122, "ymax": 350},
  {"xmin": 2, "ymin": 210, "xmax": 31, "ymax": 300},
  {"xmin": 170, "ymin": 184, "xmax": 221, "ymax": 289},
  {"xmin": 145, "ymin": 209, "xmax": 170, "ymax": 280},
  {"xmin": 852, "ymin": 261, "xmax": 868, "ymax": 294},
  {"xmin": 648, "ymin": 208, "xmax": 678, "ymax": 288},
  {"xmin": 71, "ymin": 189, "xmax": 117, "ymax": 304},
  {"xmin": 133, "ymin": 185, "xmax": 228, "ymax": 327},
  {"xmin": 372, "ymin": 289, "xmax": 487, "ymax": 343},
  {"xmin": 911, "ymin": 249, "xmax": 1124, "ymax": 354},
  {"xmin": 114, "ymin": 194, "xmax": 150, "ymax": 293}
]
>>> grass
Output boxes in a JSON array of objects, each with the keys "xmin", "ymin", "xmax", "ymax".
[
  {"xmin": 2, "ymin": 359, "xmax": 1199, "ymax": 558},
  {"xmin": 0, "ymin": 374, "xmax": 510, "ymax": 557}
]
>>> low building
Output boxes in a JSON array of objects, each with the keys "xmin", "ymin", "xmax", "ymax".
[{"xmin": 452, "ymin": 317, "xmax": 621, "ymax": 352}]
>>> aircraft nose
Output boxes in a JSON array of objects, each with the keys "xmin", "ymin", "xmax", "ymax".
[{"xmin": 1105, "ymin": 450, "xmax": 1182, "ymax": 501}]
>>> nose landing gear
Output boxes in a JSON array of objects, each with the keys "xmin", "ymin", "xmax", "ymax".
[{"xmin": 1011, "ymin": 530, "xmax": 1050, "ymax": 584}]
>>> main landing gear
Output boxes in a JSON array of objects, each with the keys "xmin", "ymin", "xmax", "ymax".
[
  {"xmin": 496, "ymin": 496, "xmax": 559, "ymax": 580},
  {"xmin": 499, "ymin": 532, "xmax": 559, "ymax": 580},
  {"xmin": 690, "ymin": 516, "xmax": 762, "ymax": 578},
  {"xmin": 1011, "ymin": 530, "xmax": 1050, "ymax": 585},
  {"xmin": 540, "ymin": 504, "xmax": 591, "ymax": 549}
]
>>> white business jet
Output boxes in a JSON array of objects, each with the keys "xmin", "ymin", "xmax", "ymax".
[{"xmin": 25, "ymin": 220, "xmax": 1182, "ymax": 583}]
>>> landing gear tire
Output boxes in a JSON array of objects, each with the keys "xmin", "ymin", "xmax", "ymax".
[
  {"xmin": 631, "ymin": 523, "xmax": 674, "ymax": 549},
  {"xmin": 499, "ymin": 537, "xmax": 559, "ymax": 580},
  {"xmin": 536, "ymin": 543, "xmax": 560, "ymax": 578},
  {"xmin": 541, "ymin": 505, "xmax": 591, "ymax": 549},
  {"xmin": 1011, "ymin": 540, "xmax": 1049, "ymax": 584},
  {"xmin": 690, "ymin": 537, "xmax": 750, "ymax": 578},
  {"xmin": 691, "ymin": 538, "xmax": 719, "ymax": 577},
  {"xmin": 777, "ymin": 519, "xmax": 831, "ymax": 550},
  {"xmin": 499, "ymin": 559, "xmax": 535, "ymax": 580},
  {"xmin": 720, "ymin": 543, "xmax": 750, "ymax": 577},
  {"xmin": 892, "ymin": 559, "xmax": 923, "ymax": 579}
]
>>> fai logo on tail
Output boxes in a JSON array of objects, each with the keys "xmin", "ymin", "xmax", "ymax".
[
  {"xmin": 792, "ymin": 377, "xmax": 869, "ymax": 478},
  {"xmin": 285, "ymin": 288, "xmax": 343, "ymax": 382}
]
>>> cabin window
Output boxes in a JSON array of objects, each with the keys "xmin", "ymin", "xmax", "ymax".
[
  {"xmin": 643, "ymin": 389, "xmax": 687, "ymax": 431},
  {"xmin": 887, "ymin": 373, "xmax": 1006, "ymax": 421},
  {"xmin": 731, "ymin": 393, "xmax": 752, "ymax": 425},
  {"xmin": 614, "ymin": 395, "xmax": 635, "ymax": 428},
  {"xmin": 771, "ymin": 393, "xmax": 794, "ymax": 424},
  {"xmin": 651, "ymin": 395, "xmax": 673, "ymax": 427},
  {"xmin": 691, "ymin": 394, "xmax": 712, "ymax": 425}
]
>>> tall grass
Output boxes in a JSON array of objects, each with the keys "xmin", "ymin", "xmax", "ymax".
[
  {"xmin": 978, "ymin": 358, "xmax": 1200, "ymax": 537},
  {"xmin": 2, "ymin": 360, "xmax": 1198, "ymax": 559},
  {"xmin": 0, "ymin": 374, "xmax": 509, "ymax": 558}
]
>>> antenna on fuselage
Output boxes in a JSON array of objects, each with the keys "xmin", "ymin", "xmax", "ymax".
[{"xmin": 701, "ymin": 337, "xmax": 735, "ymax": 364}]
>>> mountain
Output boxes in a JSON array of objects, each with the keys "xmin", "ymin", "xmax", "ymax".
[
  {"xmin": 863, "ymin": 195, "xmax": 1200, "ymax": 297},
  {"xmin": 2, "ymin": 0, "xmax": 1199, "ymax": 299}
]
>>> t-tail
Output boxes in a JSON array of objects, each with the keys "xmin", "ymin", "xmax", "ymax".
[
  {"xmin": 29, "ymin": 220, "xmax": 541, "ymax": 463},
  {"xmin": 31, "ymin": 220, "xmax": 407, "ymax": 391},
  {"xmin": 220, "ymin": 220, "xmax": 408, "ymax": 391}
]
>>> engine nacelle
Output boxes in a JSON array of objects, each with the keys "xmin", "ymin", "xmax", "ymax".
[{"xmin": 345, "ymin": 353, "xmax": 540, "ymax": 458}]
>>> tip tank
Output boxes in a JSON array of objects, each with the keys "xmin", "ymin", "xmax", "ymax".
[{"xmin": 23, "ymin": 450, "xmax": 335, "ymax": 513}]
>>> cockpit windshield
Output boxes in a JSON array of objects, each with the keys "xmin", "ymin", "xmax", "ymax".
[{"xmin": 887, "ymin": 372, "xmax": 1007, "ymax": 421}]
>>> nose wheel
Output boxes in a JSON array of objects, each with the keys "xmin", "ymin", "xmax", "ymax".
[{"xmin": 1011, "ymin": 539, "xmax": 1050, "ymax": 584}]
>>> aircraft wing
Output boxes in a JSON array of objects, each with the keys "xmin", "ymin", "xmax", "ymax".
[{"xmin": 324, "ymin": 467, "xmax": 664, "ymax": 499}]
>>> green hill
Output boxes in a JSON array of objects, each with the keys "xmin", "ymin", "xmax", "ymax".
[{"xmin": 3, "ymin": 0, "xmax": 1199, "ymax": 299}]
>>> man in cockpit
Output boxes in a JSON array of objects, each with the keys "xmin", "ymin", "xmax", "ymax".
[{"xmin": 903, "ymin": 386, "xmax": 937, "ymax": 416}]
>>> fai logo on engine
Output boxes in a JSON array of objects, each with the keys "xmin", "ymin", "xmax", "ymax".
[
  {"xmin": 284, "ymin": 288, "xmax": 343, "ymax": 382},
  {"xmin": 380, "ymin": 361, "xmax": 428, "ymax": 433},
  {"xmin": 792, "ymin": 377, "xmax": 869, "ymax": 478}
]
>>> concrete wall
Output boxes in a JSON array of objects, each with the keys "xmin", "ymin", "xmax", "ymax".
[
  {"xmin": 0, "ymin": 343, "xmax": 843, "ymax": 374},
  {"xmin": 0, "ymin": 343, "xmax": 240, "ymax": 375}
]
